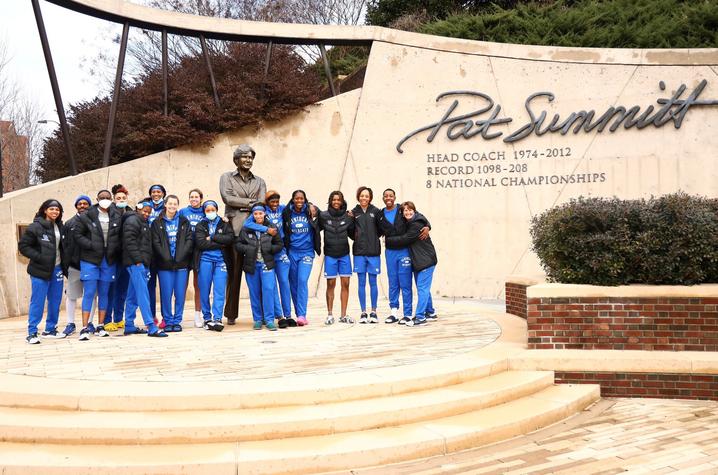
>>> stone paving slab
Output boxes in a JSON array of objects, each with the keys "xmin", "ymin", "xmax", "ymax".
[
  {"xmin": 0, "ymin": 298, "xmax": 501, "ymax": 382},
  {"xmin": 340, "ymin": 398, "xmax": 718, "ymax": 475}
]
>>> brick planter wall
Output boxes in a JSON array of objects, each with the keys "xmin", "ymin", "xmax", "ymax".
[
  {"xmin": 528, "ymin": 297, "xmax": 718, "ymax": 351},
  {"xmin": 505, "ymin": 282, "xmax": 529, "ymax": 319},
  {"xmin": 556, "ymin": 372, "xmax": 718, "ymax": 401}
]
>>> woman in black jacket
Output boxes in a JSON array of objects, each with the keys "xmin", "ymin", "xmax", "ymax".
[
  {"xmin": 104, "ymin": 184, "xmax": 133, "ymax": 332},
  {"xmin": 194, "ymin": 200, "xmax": 235, "ymax": 332},
  {"xmin": 18, "ymin": 199, "xmax": 67, "ymax": 343},
  {"xmin": 236, "ymin": 203, "xmax": 284, "ymax": 331},
  {"xmin": 74, "ymin": 190, "xmax": 122, "ymax": 340},
  {"xmin": 151, "ymin": 195, "xmax": 194, "ymax": 332},
  {"xmin": 318, "ymin": 191, "xmax": 354, "ymax": 325},
  {"xmin": 350, "ymin": 186, "xmax": 382, "ymax": 324},
  {"xmin": 385, "ymin": 201, "xmax": 438, "ymax": 327}
]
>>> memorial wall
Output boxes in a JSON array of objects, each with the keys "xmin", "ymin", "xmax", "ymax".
[{"xmin": 1, "ymin": 29, "xmax": 717, "ymax": 318}]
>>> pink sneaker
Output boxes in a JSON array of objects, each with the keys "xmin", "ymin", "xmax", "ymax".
[
  {"xmin": 159, "ymin": 319, "xmax": 166, "ymax": 329},
  {"xmin": 297, "ymin": 317, "xmax": 308, "ymax": 326}
]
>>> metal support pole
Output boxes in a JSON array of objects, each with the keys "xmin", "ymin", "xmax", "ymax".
[
  {"xmin": 319, "ymin": 44, "xmax": 337, "ymax": 97},
  {"xmin": 102, "ymin": 22, "xmax": 129, "ymax": 168},
  {"xmin": 263, "ymin": 40, "xmax": 273, "ymax": 84},
  {"xmin": 199, "ymin": 35, "xmax": 221, "ymax": 109},
  {"xmin": 31, "ymin": 0, "xmax": 77, "ymax": 175},
  {"xmin": 162, "ymin": 29, "xmax": 168, "ymax": 116}
]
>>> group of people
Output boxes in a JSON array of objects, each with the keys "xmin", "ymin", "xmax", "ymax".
[{"xmin": 18, "ymin": 144, "xmax": 438, "ymax": 344}]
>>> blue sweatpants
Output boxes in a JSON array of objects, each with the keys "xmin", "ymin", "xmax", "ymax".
[
  {"xmin": 245, "ymin": 261, "xmax": 277, "ymax": 323},
  {"xmin": 198, "ymin": 258, "xmax": 228, "ymax": 322},
  {"xmin": 288, "ymin": 250, "xmax": 313, "ymax": 318},
  {"xmin": 105, "ymin": 264, "xmax": 129, "ymax": 324},
  {"xmin": 414, "ymin": 270, "xmax": 435, "ymax": 315},
  {"xmin": 385, "ymin": 248, "xmax": 413, "ymax": 317},
  {"xmin": 158, "ymin": 269, "xmax": 189, "ymax": 326},
  {"xmin": 414, "ymin": 266, "xmax": 435, "ymax": 318},
  {"xmin": 80, "ymin": 258, "xmax": 115, "ymax": 312},
  {"xmin": 357, "ymin": 273, "xmax": 378, "ymax": 312},
  {"xmin": 124, "ymin": 264, "xmax": 158, "ymax": 333},
  {"xmin": 273, "ymin": 250, "xmax": 291, "ymax": 318},
  {"xmin": 27, "ymin": 265, "xmax": 64, "ymax": 335}
]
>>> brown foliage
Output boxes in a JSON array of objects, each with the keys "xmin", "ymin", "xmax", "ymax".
[{"xmin": 37, "ymin": 43, "xmax": 321, "ymax": 182}]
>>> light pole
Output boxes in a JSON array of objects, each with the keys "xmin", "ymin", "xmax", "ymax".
[{"xmin": 38, "ymin": 119, "xmax": 60, "ymax": 126}]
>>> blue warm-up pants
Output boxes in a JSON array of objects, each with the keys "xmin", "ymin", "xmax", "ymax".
[
  {"xmin": 198, "ymin": 258, "xmax": 228, "ymax": 322},
  {"xmin": 148, "ymin": 265, "xmax": 158, "ymax": 318},
  {"xmin": 27, "ymin": 265, "xmax": 64, "ymax": 335},
  {"xmin": 104, "ymin": 264, "xmax": 129, "ymax": 324},
  {"xmin": 414, "ymin": 265, "xmax": 436, "ymax": 319},
  {"xmin": 80, "ymin": 258, "xmax": 116, "ymax": 313},
  {"xmin": 357, "ymin": 273, "xmax": 378, "ymax": 312},
  {"xmin": 385, "ymin": 248, "xmax": 413, "ymax": 317},
  {"xmin": 288, "ymin": 250, "xmax": 313, "ymax": 318},
  {"xmin": 158, "ymin": 269, "xmax": 189, "ymax": 326},
  {"xmin": 124, "ymin": 264, "xmax": 158, "ymax": 333},
  {"xmin": 245, "ymin": 261, "xmax": 277, "ymax": 323},
  {"xmin": 273, "ymin": 250, "xmax": 291, "ymax": 318}
]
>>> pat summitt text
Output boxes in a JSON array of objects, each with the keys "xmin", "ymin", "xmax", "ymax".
[{"xmin": 424, "ymin": 148, "xmax": 607, "ymax": 189}]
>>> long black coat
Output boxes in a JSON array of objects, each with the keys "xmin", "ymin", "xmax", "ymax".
[{"xmin": 74, "ymin": 205, "xmax": 123, "ymax": 265}]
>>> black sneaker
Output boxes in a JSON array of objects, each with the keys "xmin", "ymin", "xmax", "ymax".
[
  {"xmin": 278, "ymin": 318, "xmax": 288, "ymax": 329},
  {"xmin": 26, "ymin": 333, "xmax": 40, "ymax": 345},
  {"xmin": 79, "ymin": 327, "xmax": 91, "ymax": 341},
  {"xmin": 369, "ymin": 312, "xmax": 379, "ymax": 324},
  {"xmin": 95, "ymin": 325, "xmax": 109, "ymax": 337},
  {"xmin": 398, "ymin": 316, "xmax": 412, "ymax": 325},
  {"xmin": 425, "ymin": 312, "xmax": 438, "ymax": 321},
  {"xmin": 41, "ymin": 329, "xmax": 66, "ymax": 339},
  {"xmin": 213, "ymin": 321, "xmax": 224, "ymax": 332},
  {"xmin": 203, "ymin": 320, "xmax": 215, "ymax": 331},
  {"xmin": 407, "ymin": 317, "xmax": 427, "ymax": 327},
  {"xmin": 124, "ymin": 327, "xmax": 147, "ymax": 335},
  {"xmin": 385, "ymin": 315, "xmax": 399, "ymax": 324},
  {"xmin": 286, "ymin": 317, "xmax": 298, "ymax": 327},
  {"xmin": 148, "ymin": 330, "xmax": 168, "ymax": 337},
  {"xmin": 173, "ymin": 324, "xmax": 182, "ymax": 332},
  {"xmin": 62, "ymin": 323, "xmax": 76, "ymax": 336},
  {"xmin": 359, "ymin": 313, "xmax": 368, "ymax": 324}
]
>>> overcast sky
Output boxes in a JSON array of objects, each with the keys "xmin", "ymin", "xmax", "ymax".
[{"xmin": 2, "ymin": 0, "xmax": 122, "ymax": 128}]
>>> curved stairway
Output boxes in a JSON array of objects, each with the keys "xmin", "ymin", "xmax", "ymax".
[{"xmin": 0, "ymin": 353, "xmax": 599, "ymax": 474}]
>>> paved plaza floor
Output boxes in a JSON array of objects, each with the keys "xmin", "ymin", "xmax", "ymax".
[{"xmin": 344, "ymin": 397, "xmax": 718, "ymax": 475}]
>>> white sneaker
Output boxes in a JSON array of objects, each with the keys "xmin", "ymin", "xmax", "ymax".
[
  {"xmin": 194, "ymin": 312, "xmax": 204, "ymax": 328},
  {"xmin": 325, "ymin": 315, "xmax": 335, "ymax": 325}
]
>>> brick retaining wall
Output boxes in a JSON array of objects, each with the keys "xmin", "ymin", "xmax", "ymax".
[
  {"xmin": 528, "ymin": 297, "xmax": 718, "ymax": 351},
  {"xmin": 556, "ymin": 371, "xmax": 718, "ymax": 401},
  {"xmin": 505, "ymin": 282, "xmax": 529, "ymax": 319}
]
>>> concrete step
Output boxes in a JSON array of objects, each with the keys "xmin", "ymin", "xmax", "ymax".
[
  {"xmin": 0, "ymin": 370, "xmax": 554, "ymax": 444},
  {"xmin": 0, "ymin": 384, "xmax": 600, "ymax": 475},
  {"xmin": 0, "ymin": 354, "xmax": 508, "ymax": 411}
]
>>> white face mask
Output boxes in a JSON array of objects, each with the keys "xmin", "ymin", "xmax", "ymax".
[
  {"xmin": 205, "ymin": 212, "xmax": 218, "ymax": 221},
  {"xmin": 153, "ymin": 198, "xmax": 163, "ymax": 205},
  {"xmin": 116, "ymin": 202, "xmax": 128, "ymax": 209},
  {"xmin": 98, "ymin": 199, "xmax": 112, "ymax": 209}
]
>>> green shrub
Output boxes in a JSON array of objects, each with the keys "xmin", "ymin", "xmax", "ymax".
[{"xmin": 530, "ymin": 193, "xmax": 718, "ymax": 286}]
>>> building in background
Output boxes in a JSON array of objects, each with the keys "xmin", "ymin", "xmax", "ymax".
[{"xmin": 0, "ymin": 120, "xmax": 29, "ymax": 193}]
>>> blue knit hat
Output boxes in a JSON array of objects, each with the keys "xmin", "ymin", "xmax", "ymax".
[
  {"xmin": 74, "ymin": 195, "xmax": 91, "ymax": 207},
  {"xmin": 202, "ymin": 200, "xmax": 219, "ymax": 212}
]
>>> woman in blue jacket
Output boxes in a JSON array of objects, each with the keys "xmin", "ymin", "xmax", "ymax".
[
  {"xmin": 281, "ymin": 190, "xmax": 320, "ymax": 327},
  {"xmin": 18, "ymin": 199, "xmax": 67, "ymax": 344},
  {"xmin": 151, "ymin": 195, "xmax": 194, "ymax": 332},
  {"xmin": 179, "ymin": 188, "xmax": 205, "ymax": 328},
  {"xmin": 243, "ymin": 190, "xmax": 291, "ymax": 327},
  {"xmin": 236, "ymin": 203, "xmax": 284, "ymax": 330},
  {"xmin": 194, "ymin": 200, "xmax": 234, "ymax": 332}
]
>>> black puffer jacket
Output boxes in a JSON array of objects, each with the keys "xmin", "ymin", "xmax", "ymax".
[
  {"xmin": 377, "ymin": 206, "xmax": 432, "ymax": 250},
  {"xmin": 151, "ymin": 214, "xmax": 194, "ymax": 271},
  {"xmin": 318, "ymin": 203, "xmax": 354, "ymax": 258},
  {"xmin": 61, "ymin": 213, "xmax": 84, "ymax": 270},
  {"xmin": 235, "ymin": 221, "xmax": 284, "ymax": 274},
  {"xmin": 18, "ymin": 217, "xmax": 67, "ymax": 280},
  {"xmin": 74, "ymin": 205, "xmax": 123, "ymax": 265},
  {"xmin": 281, "ymin": 203, "xmax": 321, "ymax": 256},
  {"xmin": 351, "ymin": 204, "xmax": 381, "ymax": 256},
  {"xmin": 122, "ymin": 212, "xmax": 152, "ymax": 268},
  {"xmin": 385, "ymin": 212, "xmax": 437, "ymax": 272},
  {"xmin": 194, "ymin": 218, "xmax": 235, "ymax": 272}
]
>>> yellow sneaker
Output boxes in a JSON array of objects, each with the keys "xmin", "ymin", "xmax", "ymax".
[
  {"xmin": 104, "ymin": 322, "xmax": 118, "ymax": 332},
  {"xmin": 116, "ymin": 321, "xmax": 125, "ymax": 330}
]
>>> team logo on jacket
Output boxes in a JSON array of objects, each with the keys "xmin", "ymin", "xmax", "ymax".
[
  {"xmin": 296, "ymin": 223, "xmax": 304, "ymax": 228},
  {"xmin": 55, "ymin": 270, "xmax": 63, "ymax": 281},
  {"xmin": 302, "ymin": 256, "xmax": 313, "ymax": 264},
  {"xmin": 400, "ymin": 257, "xmax": 412, "ymax": 268},
  {"xmin": 369, "ymin": 213, "xmax": 375, "ymax": 218},
  {"xmin": 41, "ymin": 234, "xmax": 50, "ymax": 242}
]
